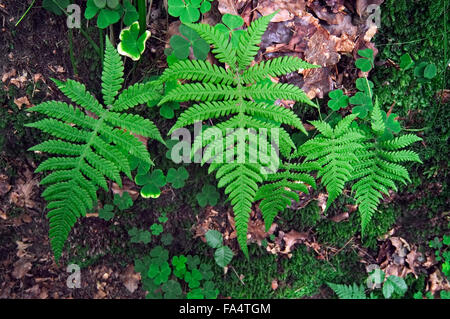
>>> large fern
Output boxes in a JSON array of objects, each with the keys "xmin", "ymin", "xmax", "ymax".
[
  {"xmin": 26, "ymin": 38, "xmax": 163, "ymax": 262},
  {"xmin": 158, "ymin": 13, "xmax": 318, "ymax": 256}
]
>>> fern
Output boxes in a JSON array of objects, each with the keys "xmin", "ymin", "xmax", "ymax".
[
  {"xmin": 327, "ymin": 282, "xmax": 367, "ymax": 299},
  {"xmin": 26, "ymin": 38, "xmax": 163, "ymax": 262},
  {"xmin": 254, "ymin": 162, "xmax": 319, "ymax": 231},
  {"xmin": 295, "ymin": 114, "xmax": 365, "ymax": 209},
  {"xmin": 351, "ymin": 102, "xmax": 422, "ymax": 232},
  {"xmin": 159, "ymin": 13, "xmax": 318, "ymax": 256}
]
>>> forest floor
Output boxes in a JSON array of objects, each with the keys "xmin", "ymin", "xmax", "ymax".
[{"xmin": 0, "ymin": 0, "xmax": 448, "ymax": 299}]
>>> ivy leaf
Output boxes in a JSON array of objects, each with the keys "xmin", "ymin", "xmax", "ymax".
[
  {"xmin": 135, "ymin": 169, "xmax": 167, "ymax": 199},
  {"xmin": 98, "ymin": 204, "xmax": 115, "ymax": 221},
  {"xmin": 355, "ymin": 49, "xmax": 374, "ymax": 72},
  {"xmin": 196, "ymin": 184, "xmax": 220, "ymax": 207},
  {"xmin": 214, "ymin": 246, "xmax": 233, "ymax": 268},
  {"xmin": 122, "ymin": 0, "xmax": 139, "ymax": 26},
  {"xmin": 166, "ymin": 167, "xmax": 189, "ymax": 189},
  {"xmin": 205, "ymin": 229, "xmax": 223, "ymax": 249},
  {"xmin": 350, "ymin": 92, "xmax": 373, "ymax": 118},
  {"xmin": 162, "ymin": 280, "xmax": 182, "ymax": 299},
  {"xmin": 168, "ymin": 0, "xmax": 201, "ymax": 23},
  {"xmin": 113, "ymin": 192, "xmax": 133, "ymax": 210},
  {"xmin": 399, "ymin": 53, "xmax": 414, "ymax": 70},
  {"xmin": 42, "ymin": 0, "xmax": 70, "ymax": 15},
  {"xmin": 382, "ymin": 276, "xmax": 407, "ymax": 299},
  {"xmin": 150, "ymin": 223, "xmax": 164, "ymax": 236},
  {"xmin": 327, "ymin": 89, "xmax": 349, "ymax": 111},
  {"xmin": 117, "ymin": 22, "xmax": 151, "ymax": 61},
  {"xmin": 97, "ymin": 8, "xmax": 121, "ymax": 29}
]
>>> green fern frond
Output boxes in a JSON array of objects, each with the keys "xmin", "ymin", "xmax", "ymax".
[
  {"xmin": 255, "ymin": 162, "xmax": 318, "ymax": 231},
  {"xmin": 241, "ymin": 56, "xmax": 319, "ymax": 83},
  {"xmin": 159, "ymin": 59, "xmax": 237, "ymax": 85},
  {"xmin": 112, "ymin": 80, "xmax": 163, "ymax": 112},
  {"xmin": 162, "ymin": 13, "xmax": 317, "ymax": 256},
  {"xmin": 184, "ymin": 22, "xmax": 237, "ymax": 67},
  {"xmin": 27, "ymin": 38, "xmax": 162, "ymax": 263},
  {"xmin": 296, "ymin": 115, "xmax": 365, "ymax": 209},
  {"xmin": 327, "ymin": 282, "xmax": 367, "ymax": 299},
  {"xmin": 237, "ymin": 12, "xmax": 277, "ymax": 69}
]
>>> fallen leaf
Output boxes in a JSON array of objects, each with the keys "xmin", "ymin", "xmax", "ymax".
[
  {"xmin": 14, "ymin": 96, "xmax": 32, "ymax": 109},
  {"xmin": 122, "ymin": 264, "xmax": 141, "ymax": 293},
  {"xmin": 12, "ymin": 259, "xmax": 32, "ymax": 279}
]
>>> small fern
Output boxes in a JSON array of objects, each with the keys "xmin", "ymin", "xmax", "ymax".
[
  {"xmin": 327, "ymin": 282, "xmax": 367, "ymax": 299},
  {"xmin": 159, "ymin": 12, "xmax": 318, "ymax": 256},
  {"xmin": 351, "ymin": 101, "xmax": 422, "ymax": 231},
  {"xmin": 27, "ymin": 38, "xmax": 163, "ymax": 262},
  {"xmin": 254, "ymin": 162, "xmax": 319, "ymax": 231},
  {"xmin": 295, "ymin": 114, "xmax": 366, "ymax": 210}
]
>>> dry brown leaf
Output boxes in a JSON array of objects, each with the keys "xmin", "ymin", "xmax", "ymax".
[
  {"xmin": 122, "ymin": 264, "xmax": 141, "ymax": 293},
  {"xmin": 12, "ymin": 259, "xmax": 32, "ymax": 279},
  {"xmin": 2, "ymin": 68, "xmax": 16, "ymax": 83},
  {"xmin": 281, "ymin": 230, "xmax": 308, "ymax": 254},
  {"xmin": 14, "ymin": 96, "xmax": 32, "ymax": 109}
]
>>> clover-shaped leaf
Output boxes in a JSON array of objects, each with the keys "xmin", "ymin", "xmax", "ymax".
[
  {"xmin": 118, "ymin": 22, "xmax": 151, "ymax": 61},
  {"xmin": 172, "ymin": 255, "xmax": 187, "ymax": 273},
  {"xmin": 199, "ymin": 264, "xmax": 214, "ymax": 281},
  {"xmin": 214, "ymin": 14, "xmax": 245, "ymax": 49},
  {"xmin": 148, "ymin": 261, "xmax": 172, "ymax": 285},
  {"xmin": 162, "ymin": 280, "xmax": 183, "ymax": 299},
  {"xmin": 196, "ymin": 184, "xmax": 220, "ymax": 207},
  {"xmin": 169, "ymin": 24, "xmax": 209, "ymax": 60},
  {"xmin": 327, "ymin": 89, "xmax": 349, "ymax": 111},
  {"xmin": 202, "ymin": 281, "xmax": 219, "ymax": 299},
  {"xmin": 129, "ymin": 155, "xmax": 151, "ymax": 176},
  {"xmin": 134, "ymin": 256, "xmax": 152, "ymax": 274},
  {"xmin": 379, "ymin": 110, "xmax": 401, "ymax": 141},
  {"xmin": 187, "ymin": 288, "xmax": 204, "ymax": 299},
  {"xmin": 113, "ymin": 192, "xmax": 134, "ymax": 210},
  {"xmin": 42, "ymin": 0, "xmax": 70, "ymax": 15},
  {"xmin": 214, "ymin": 246, "xmax": 233, "ymax": 268},
  {"xmin": 122, "ymin": 0, "xmax": 139, "ymax": 26},
  {"xmin": 128, "ymin": 227, "xmax": 152, "ymax": 244},
  {"xmin": 135, "ymin": 169, "xmax": 167, "ymax": 199},
  {"xmin": 443, "ymin": 235, "xmax": 450, "ymax": 246},
  {"xmin": 185, "ymin": 269, "xmax": 203, "ymax": 288},
  {"xmin": 350, "ymin": 92, "xmax": 373, "ymax": 119},
  {"xmin": 167, "ymin": 167, "xmax": 189, "ymax": 189},
  {"xmin": 205, "ymin": 229, "xmax": 223, "ymax": 249},
  {"xmin": 355, "ymin": 49, "xmax": 374, "ymax": 72},
  {"xmin": 186, "ymin": 255, "xmax": 200, "ymax": 270},
  {"xmin": 355, "ymin": 78, "xmax": 374, "ymax": 96},
  {"xmin": 150, "ymin": 246, "xmax": 169, "ymax": 264},
  {"xmin": 160, "ymin": 101, "xmax": 180, "ymax": 119},
  {"xmin": 150, "ymin": 223, "xmax": 164, "ymax": 236},
  {"xmin": 200, "ymin": 0, "xmax": 212, "ymax": 14},
  {"xmin": 98, "ymin": 204, "xmax": 115, "ymax": 221},
  {"xmin": 168, "ymin": 0, "xmax": 201, "ymax": 23},
  {"xmin": 158, "ymin": 213, "xmax": 168, "ymax": 224},
  {"xmin": 161, "ymin": 233, "xmax": 174, "ymax": 246}
]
